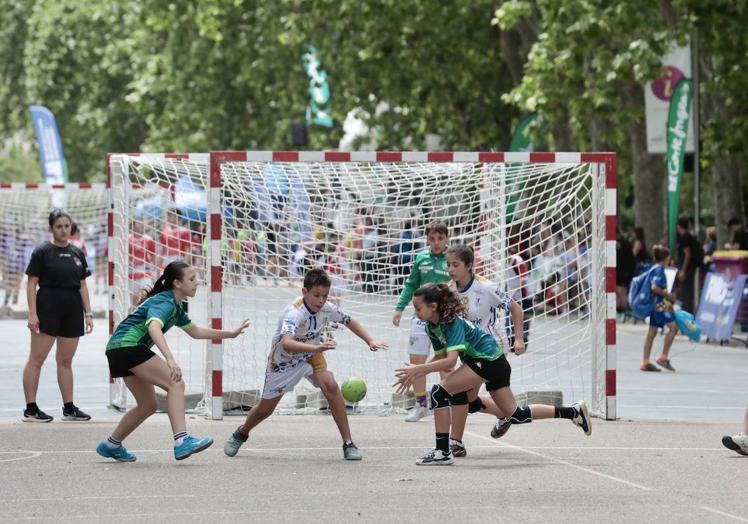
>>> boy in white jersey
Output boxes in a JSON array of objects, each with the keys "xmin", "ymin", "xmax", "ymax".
[
  {"xmin": 223, "ymin": 268, "xmax": 387, "ymax": 460},
  {"xmin": 445, "ymin": 245, "xmax": 591, "ymax": 457}
]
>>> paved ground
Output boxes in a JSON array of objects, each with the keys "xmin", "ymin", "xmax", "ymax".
[
  {"xmin": 1, "ymin": 416, "xmax": 746, "ymax": 523},
  {"xmin": 1, "ymin": 316, "xmax": 747, "ymax": 523}
]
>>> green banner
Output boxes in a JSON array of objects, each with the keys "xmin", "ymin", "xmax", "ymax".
[
  {"xmin": 509, "ymin": 113, "xmax": 536, "ymax": 153},
  {"xmin": 506, "ymin": 113, "xmax": 536, "ymax": 222},
  {"xmin": 666, "ymin": 79, "xmax": 693, "ymax": 252}
]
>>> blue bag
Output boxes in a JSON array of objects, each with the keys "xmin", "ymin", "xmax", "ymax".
[
  {"xmin": 628, "ymin": 266, "xmax": 657, "ymax": 319},
  {"xmin": 674, "ymin": 310, "xmax": 701, "ymax": 342}
]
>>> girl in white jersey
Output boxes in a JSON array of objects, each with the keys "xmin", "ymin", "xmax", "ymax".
[{"xmin": 445, "ymin": 244, "xmax": 592, "ymax": 457}]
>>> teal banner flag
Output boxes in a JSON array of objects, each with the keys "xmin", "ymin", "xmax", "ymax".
[
  {"xmin": 506, "ymin": 113, "xmax": 536, "ymax": 222},
  {"xmin": 666, "ymin": 79, "xmax": 693, "ymax": 252}
]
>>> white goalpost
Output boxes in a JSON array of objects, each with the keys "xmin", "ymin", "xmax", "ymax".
[{"xmin": 107, "ymin": 151, "xmax": 617, "ymax": 421}]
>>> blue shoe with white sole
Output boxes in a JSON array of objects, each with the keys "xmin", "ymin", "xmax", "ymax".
[
  {"xmin": 174, "ymin": 435, "xmax": 213, "ymax": 460},
  {"xmin": 96, "ymin": 441, "xmax": 136, "ymax": 462}
]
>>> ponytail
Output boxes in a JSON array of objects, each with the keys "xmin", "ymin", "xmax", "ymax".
[
  {"xmin": 138, "ymin": 260, "xmax": 190, "ymax": 305},
  {"xmin": 413, "ymin": 282, "xmax": 466, "ymax": 323}
]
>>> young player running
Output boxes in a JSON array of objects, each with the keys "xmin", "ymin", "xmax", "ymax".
[
  {"xmin": 394, "ymin": 283, "xmax": 591, "ymax": 466},
  {"xmin": 96, "ymin": 261, "xmax": 250, "ymax": 462},
  {"xmin": 445, "ymin": 244, "xmax": 521, "ymax": 457},
  {"xmin": 223, "ymin": 268, "xmax": 387, "ymax": 460},
  {"xmin": 392, "ymin": 221, "xmax": 450, "ymax": 422}
]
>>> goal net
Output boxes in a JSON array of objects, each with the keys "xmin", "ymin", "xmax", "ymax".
[
  {"xmin": 0, "ymin": 183, "xmax": 109, "ymax": 312},
  {"xmin": 108, "ymin": 152, "xmax": 616, "ymax": 420}
]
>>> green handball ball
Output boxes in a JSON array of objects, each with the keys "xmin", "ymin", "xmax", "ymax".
[{"xmin": 341, "ymin": 377, "xmax": 367, "ymax": 403}]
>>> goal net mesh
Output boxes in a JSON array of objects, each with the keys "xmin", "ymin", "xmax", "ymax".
[{"xmin": 109, "ymin": 154, "xmax": 607, "ymax": 417}]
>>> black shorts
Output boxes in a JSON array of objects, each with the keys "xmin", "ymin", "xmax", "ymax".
[
  {"xmin": 37, "ymin": 288, "xmax": 84, "ymax": 338},
  {"xmin": 105, "ymin": 345, "xmax": 157, "ymax": 378},
  {"xmin": 462, "ymin": 354, "xmax": 511, "ymax": 391}
]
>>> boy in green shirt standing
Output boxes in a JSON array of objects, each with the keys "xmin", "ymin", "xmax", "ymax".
[{"xmin": 392, "ymin": 221, "xmax": 449, "ymax": 421}]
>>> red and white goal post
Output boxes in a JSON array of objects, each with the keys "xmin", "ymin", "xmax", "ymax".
[{"xmin": 107, "ymin": 151, "xmax": 617, "ymax": 421}]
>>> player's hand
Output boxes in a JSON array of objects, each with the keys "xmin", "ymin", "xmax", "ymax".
[
  {"xmin": 228, "ymin": 318, "xmax": 251, "ymax": 338},
  {"xmin": 393, "ymin": 363, "xmax": 420, "ymax": 393},
  {"xmin": 85, "ymin": 316, "xmax": 94, "ymax": 334},
  {"xmin": 315, "ymin": 339, "xmax": 337, "ymax": 353},
  {"xmin": 392, "ymin": 310, "xmax": 402, "ymax": 327},
  {"xmin": 513, "ymin": 339, "xmax": 526, "ymax": 355},
  {"xmin": 27, "ymin": 314, "xmax": 40, "ymax": 335},
  {"xmin": 367, "ymin": 339, "xmax": 388, "ymax": 352},
  {"xmin": 166, "ymin": 359, "xmax": 182, "ymax": 382}
]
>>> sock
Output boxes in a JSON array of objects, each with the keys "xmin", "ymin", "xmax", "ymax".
[
  {"xmin": 63, "ymin": 402, "xmax": 74, "ymax": 412},
  {"xmin": 555, "ymin": 406, "xmax": 576, "ymax": 419},
  {"xmin": 508, "ymin": 406, "xmax": 532, "ymax": 424},
  {"xmin": 435, "ymin": 432, "xmax": 449, "ymax": 453},
  {"xmin": 26, "ymin": 402, "xmax": 38, "ymax": 413},
  {"xmin": 449, "ymin": 437, "xmax": 462, "ymax": 444},
  {"xmin": 344, "ymin": 440, "xmax": 353, "ymax": 446},
  {"xmin": 416, "ymin": 392, "xmax": 427, "ymax": 407},
  {"xmin": 234, "ymin": 427, "xmax": 248, "ymax": 441},
  {"xmin": 174, "ymin": 431, "xmax": 187, "ymax": 446},
  {"xmin": 105, "ymin": 436, "xmax": 122, "ymax": 449}
]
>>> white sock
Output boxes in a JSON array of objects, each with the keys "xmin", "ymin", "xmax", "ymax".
[
  {"xmin": 105, "ymin": 436, "xmax": 122, "ymax": 449},
  {"xmin": 174, "ymin": 431, "xmax": 187, "ymax": 446}
]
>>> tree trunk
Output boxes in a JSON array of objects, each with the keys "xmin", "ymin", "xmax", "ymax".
[
  {"xmin": 629, "ymin": 130, "xmax": 665, "ymax": 249},
  {"xmin": 711, "ymin": 154, "xmax": 744, "ymax": 247}
]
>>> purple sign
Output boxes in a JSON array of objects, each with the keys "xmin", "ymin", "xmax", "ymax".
[{"xmin": 696, "ymin": 273, "xmax": 747, "ymax": 341}]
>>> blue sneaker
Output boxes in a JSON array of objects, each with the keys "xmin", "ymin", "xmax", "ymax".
[
  {"xmin": 96, "ymin": 441, "xmax": 136, "ymax": 462},
  {"xmin": 174, "ymin": 435, "xmax": 213, "ymax": 461}
]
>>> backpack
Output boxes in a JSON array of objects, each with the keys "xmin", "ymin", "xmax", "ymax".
[{"xmin": 628, "ymin": 266, "xmax": 657, "ymax": 319}]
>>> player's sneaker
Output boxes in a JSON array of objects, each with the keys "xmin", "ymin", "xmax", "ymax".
[
  {"xmin": 571, "ymin": 400, "xmax": 592, "ymax": 436},
  {"xmin": 223, "ymin": 428, "xmax": 248, "ymax": 457},
  {"xmin": 490, "ymin": 418, "xmax": 512, "ymax": 439},
  {"xmin": 721, "ymin": 433, "xmax": 748, "ymax": 456},
  {"xmin": 174, "ymin": 435, "xmax": 213, "ymax": 460},
  {"xmin": 404, "ymin": 405, "xmax": 430, "ymax": 422},
  {"xmin": 343, "ymin": 441, "xmax": 362, "ymax": 460},
  {"xmin": 449, "ymin": 438, "xmax": 466, "ymax": 458},
  {"xmin": 416, "ymin": 449, "xmax": 454, "ymax": 466},
  {"xmin": 62, "ymin": 405, "xmax": 91, "ymax": 421},
  {"xmin": 22, "ymin": 407, "xmax": 53, "ymax": 423},
  {"xmin": 96, "ymin": 441, "xmax": 136, "ymax": 462}
]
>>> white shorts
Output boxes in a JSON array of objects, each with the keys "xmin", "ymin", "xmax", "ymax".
[
  {"xmin": 408, "ymin": 316, "xmax": 432, "ymax": 356},
  {"xmin": 261, "ymin": 353, "xmax": 327, "ymax": 400}
]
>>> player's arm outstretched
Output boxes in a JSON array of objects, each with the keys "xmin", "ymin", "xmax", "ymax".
[
  {"xmin": 282, "ymin": 335, "xmax": 337, "ymax": 354},
  {"xmin": 346, "ymin": 318, "xmax": 388, "ymax": 351},
  {"xmin": 183, "ymin": 318, "xmax": 251, "ymax": 340},
  {"xmin": 393, "ymin": 351, "xmax": 457, "ymax": 393}
]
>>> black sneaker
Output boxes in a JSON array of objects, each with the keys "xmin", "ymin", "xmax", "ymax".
[
  {"xmin": 449, "ymin": 438, "xmax": 467, "ymax": 457},
  {"xmin": 23, "ymin": 408, "xmax": 53, "ymax": 423},
  {"xmin": 62, "ymin": 405, "xmax": 91, "ymax": 421},
  {"xmin": 490, "ymin": 418, "xmax": 512, "ymax": 439}
]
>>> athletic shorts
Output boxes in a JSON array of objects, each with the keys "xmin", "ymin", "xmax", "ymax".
[
  {"xmin": 105, "ymin": 345, "xmax": 157, "ymax": 378},
  {"xmin": 408, "ymin": 316, "xmax": 431, "ymax": 356},
  {"xmin": 261, "ymin": 353, "xmax": 327, "ymax": 400},
  {"xmin": 650, "ymin": 309, "xmax": 675, "ymax": 328},
  {"xmin": 36, "ymin": 288, "xmax": 84, "ymax": 338},
  {"xmin": 462, "ymin": 354, "xmax": 511, "ymax": 391}
]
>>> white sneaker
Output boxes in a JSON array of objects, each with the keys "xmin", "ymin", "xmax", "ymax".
[
  {"xmin": 404, "ymin": 405, "xmax": 430, "ymax": 422},
  {"xmin": 571, "ymin": 400, "xmax": 592, "ymax": 436},
  {"xmin": 416, "ymin": 449, "xmax": 454, "ymax": 466},
  {"xmin": 722, "ymin": 432, "xmax": 748, "ymax": 456}
]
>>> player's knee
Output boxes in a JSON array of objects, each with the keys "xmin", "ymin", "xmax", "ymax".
[
  {"xmin": 317, "ymin": 373, "xmax": 339, "ymax": 395},
  {"xmin": 451, "ymin": 391, "xmax": 468, "ymax": 406},
  {"xmin": 56, "ymin": 355, "xmax": 73, "ymax": 368},
  {"xmin": 429, "ymin": 384, "xmax": 452, "ymax": 410},
  {"xmin": 168, "ymin": 379, "xmax": 185, "ymax": 393},
  {"xmin": 468, "ymin": 397, "xmax": 486, "ymax": 414},
  {"xmin": 140, "ymin": 398, "xmax": 158, "ymax": 415}
]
